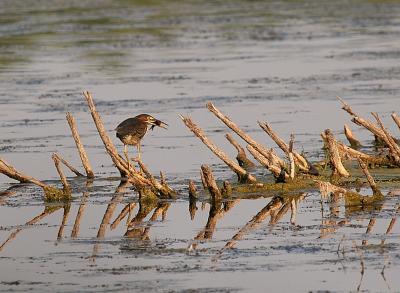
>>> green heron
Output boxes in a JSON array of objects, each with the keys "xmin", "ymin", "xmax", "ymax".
[{"xmin": 116, "ymin": 114, "xmax": 167, "ymax": 169}]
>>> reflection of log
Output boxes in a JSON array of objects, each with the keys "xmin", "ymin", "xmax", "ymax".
[
  {"xmin": 201, "ymin": 165, "xmax": 221, "ymax": 201},
  {"xmin": 0, "ymin": 205, "xmax": 62, "ymax": 252},
  {"xmin": 188, "ymin": 180, "xmax": 198, "ymax": 220},
  {"xmin": 66, "ymin": 112, "xmax": 94, "ymax": 178},
  {"xmin": 71, "ymin": 192, "xmax": 89, "ymax": 238},
  {"xmin": 225, "ymin": 133, "xmax": 255, "ymax": 168},
  {"xmin": 316, "ymin": 180, "xmax": 349, "ymax": 199},
  {"xmin": 224, "ymin": 196, "xmax": 284, "ymax": 249},
  {"xmin": 110, "ymin": 202, "xmax": 136, "ymax": 230},
  {"xmin": 0, "ymin": 158, "xmax": 63, "ymax": 199},
  {"xmin": 180, "ymin": 114, "xmax": 256, "ymax": 183},
  {"xmin": 344, "ymin": 124, "xmax": 361, "ymax": 149},
  {"xmin": 207, "ymin": 103, "xmax": 286, "ymax": 169},
  {"xmin": 259, "ymin": 122, "xmax": 309, "ymax": 172},
  {"xmin": 57, "ymin": 204, "xmax": 71, "ymax": 240},
  {"xmin": 324, "ymin": 129, "xmax": 350, "ymax": 177},
  {"xmin": 52, "ymin": 153, "xmax": 71, "ymax": 194}
]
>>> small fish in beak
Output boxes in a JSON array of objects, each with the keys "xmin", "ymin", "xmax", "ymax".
[{"xmin": 150, "ymin": 119, "xmax": 168, "ymax": 130}]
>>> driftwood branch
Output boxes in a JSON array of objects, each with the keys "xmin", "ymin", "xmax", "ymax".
[
  {"xmin": 344, "ymin": 124, "xmax": 361, "ymax": 149},
  {"xmin": 201, "ymin": 165, "xmax": 221, "ymax": 201},
  {"xmin": 288, "ymin": 133, "xmax": 295, "ymax": 179},
  {"xmin": 324, "ymin": 129, "xmax": 350, "ymax": 177},
  {"xmin": 66, "ymin": 112, "xmax": 94, "ymax": 178},
  {"xmin": 52, "ymin": 153, "xmax": 71, "ymax": 194},
  {"xmin": 392, "ymin": 112, "xmax": 400, "ymax": 130},
  {"xmin": 180, "ymin": 114, "xmax": 256, "ymax": 183},
  {"xmin": 258, "ymin": 122, "xmax": 308, "ymax": 172},
  {"xmin": 247, "ymin": 145, "xmax": 288, "ymax": 179},
  {"xmin": 207, "ymin": 103, "xmax": 286, "ymax": 169},
  {"xmin": 225, "ymin": 133, "xmax": 255, "ymax": 168},
  {"xmin": 371, "ymin": 112, "xmax": 400, "ymax": 165},
  {"xmin": 357, "ymin": 157, "xmax": 382, "ymax": 196},
  {"xmin": 52, "ymin": 153, "xmax": 84, "ymax": 177}
]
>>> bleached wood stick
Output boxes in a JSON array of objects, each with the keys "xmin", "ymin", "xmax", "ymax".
[
  {"xmin": 344, "ymin": 124, "xmax": 361, "ymax": 149},
  {"xmin": 66, "ymin": 112, "xmax": 94, "ymax": 178},
  {"xmin": 180, "ymin": 114, "xmax": 256, "ymax": 183},
  {"xmin": 53, "ymin": 153, "xmax": 84, "ymax": 177},
  {"xmin": 52, "ymin": 153, "xmax": 71, "ymax": 193},
  {"xmin": 324, "ymin": 129, "xmax": 350, "ymax": 177}
]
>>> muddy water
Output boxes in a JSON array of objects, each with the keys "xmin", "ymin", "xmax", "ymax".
[{"xmin": 1, "ymin": 0, "xmax": 400, "ymax": 292}]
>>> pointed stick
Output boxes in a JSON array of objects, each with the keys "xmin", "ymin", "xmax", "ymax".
[
  {"xmin": 52, "ymin": 153, "xmax": 84, "ymax": 177},
  {"xmin": 258, "ymin": 122, "xmax": 308, "ymax": 171},
  {"xmin": 180, "ymin": 114, "xmax": 256, "ymax": 183},
  {"xmin": 207, "ymin": 103, "xmax": 286, "ymax": 168},
  {"xmin": 357, "ymin": 157, "xmax": 382, "ymax": 196},
  {"xmin": 324, "ymin": 129, "xmax": 350, "ymax": 177},
  {"xmin": 66, "ymin": 112, "xmax": 94, "ymax": 178},
  {"xmin": 392, "ymin": 112, "xmax": 400, "ymax": 130},
  {"xmin": 288, "ymin": 133, "xmax": 295, "ymax": 179},
  {"xmin": 344, "ymin": 124, "xmax": 361, "ymax": 149},
  {"xmin": 52, "ymin": 153, "xmax": 71, "ymax": 193},
  {"xmin": 225, "ymin": 133, "xmax": 255, "ymax": 168}
]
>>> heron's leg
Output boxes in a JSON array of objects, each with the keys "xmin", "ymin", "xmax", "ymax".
[{"xmin": 124, "ymin": 144, "xmax": 130, "ymax": 170}]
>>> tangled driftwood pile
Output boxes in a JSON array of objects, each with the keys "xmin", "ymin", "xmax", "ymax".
[{"xmin": 0, "ymin": 92, "xmax": 399, "ymax": 207}]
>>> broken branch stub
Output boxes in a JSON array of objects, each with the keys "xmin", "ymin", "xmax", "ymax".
[
  {"xmin": 52, "ymin": 153, "xmax": 71, "ymax": 194},
  {"xmin": 53, "ymin": 152, "xmax": 84, "ymax": 177},
  {"xmin": 344, "ymin": 124, "xmax": 361, "ymax": 149},
  {"xmin": 225, "ymin": 133, "xmax": 255, "ymax": 168},
  {"xmin": 207, "ymin": 102, "xmax": 286, "ymax": 169},
  {"xmin": 180, "ymin": 114, "xmax": 256, "ymax": 183},
  {"xmin": 66, "ymin": 112, "xmax": 94, "ymax": 178},
  {"xmin": 324, "ymin": 129, "xmax": 350, "ymax": 178},
  {"xmin": 201, "ymin": 165, "xmax": 221, "ymax": 201}
]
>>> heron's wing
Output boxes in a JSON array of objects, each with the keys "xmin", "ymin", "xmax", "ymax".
[{"xmin": 116, "ymin": 118, "xmax": 147, "ymax": 139}]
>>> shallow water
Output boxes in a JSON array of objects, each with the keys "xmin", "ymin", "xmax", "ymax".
[{"xmin": 1, "ymin": 0, "xmax": 400, "ymax": 292}]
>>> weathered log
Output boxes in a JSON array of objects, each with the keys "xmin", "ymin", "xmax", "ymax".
[
  {"xmin": 180, "ymin": 114, "xmax": 256, "ymax": 183},
  {"xmin": 207, "ymin": 103, "xmax": 286, "ymax": 169},
  {"xmin": 201, "ymin": 165, "xmax": 222, "ymax": 201},
  {"xmin": 258, "ymin": 122, "xmax": 308, "ymax": 172},
  {"xmin": 52, "ymin": 153, "xmax": 71, "ymax": 194},
  {"xmin": 66, "ymin": 112, "xmax": 94, "ymax": 178},
  {"xmin": 288, "ymin": 133, "xmax": 295, "ymax": 179},
  {"xmin": 0, "ymin": 158, "xmax": 63, "ymax": 199},
  {"xmin": 344, "ymin": 124, "xmax": 361, "ymax": 149},
  {"xmin": 188, "ymin": 180, "xmax": 198, "ymax": 199},
  {"xmin": 225, "ymin": 133, "xmax": 255, "ymax": 168},
  {"xmin": 371, "ymin": 112, "xmax": 400, "ymax": 165},
  {"xmin": 247, "ymin": 145, "xmax": 289, "ymax": 179},
  {"xmin": 188, "ymin": 180, "xmax": 198, "ymax": 220},
  {"xmin": 357, "ymin": 157, "xmax": 382, "ymax": 196},
  {"xmin": 324, "ymin": 129, "xmax": 350, "ymax": 177},
  {"xmin": 335, "ymin": 141, "xmax": 389, "ymax": 165}
]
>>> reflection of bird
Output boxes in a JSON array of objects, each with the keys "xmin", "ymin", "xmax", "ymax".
[{"xmin": 116, "ymin": 114, "xmax": 167, "ymax": 169}]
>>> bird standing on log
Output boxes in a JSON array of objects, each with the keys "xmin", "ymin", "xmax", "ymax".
[{"xmin": 116, "ymin": 114, "xmax": 167, "ymax": 170}]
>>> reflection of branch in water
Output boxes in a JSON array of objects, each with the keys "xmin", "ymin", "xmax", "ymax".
[
  {"xmin": 223, "ymin": 196, "xmax": 285, "ymax": 251},
  {"xmin": 380, "ymin": 203, "xmax": 400, "ymax": 246},
  {"xmin": 352, "ymin": 241, "xmax": 365, "ymax": 292},
  {"xmin": 362, "ymin": 217, "xmax": 376, "ymax": 246},
  {"xmin": 0, "ymin": 205, "xmax": 62, "ymax": 252},
  {"xmin": 188, "ymin": 198, "xmax": 240, "ymax": 251},
  {"xmin": 57, "ymin": 204, "xmax": 71, "ymax": 240},
  {"xmin": 124, "ymin": 201, "xmax": 169, "ymax": 240},
  {"xmin": 110, "ymin": 202, "xmax": 136, "ymax": 230},
  {"xmin": 71, "ymin": 192, "xmax": 89, "ymax": 238},
  {"xmin": 91, "ymin": 181, "xmax": 129, "ymax": 260}
]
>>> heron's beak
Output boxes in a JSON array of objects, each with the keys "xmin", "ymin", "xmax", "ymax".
[
  {"xmin": 155, "ymin": 119, "xmax": 168, "ymax": 129},
  {"xmin": 149, "ymin": 119, "xmax": 168, "ymax": 130}
]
